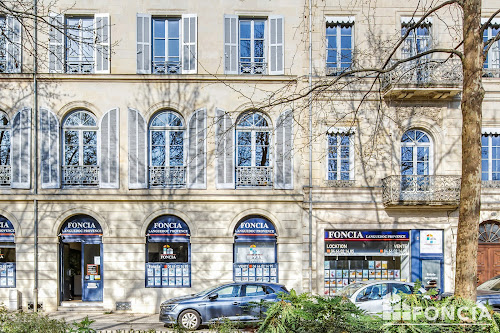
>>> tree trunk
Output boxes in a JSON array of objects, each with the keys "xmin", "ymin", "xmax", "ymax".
[{"xmin": 454, "ymin": 0, "xmax": 485, "ymax": 301}]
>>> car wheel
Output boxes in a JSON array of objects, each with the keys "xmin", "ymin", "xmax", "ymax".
[{"xmin": 179, "ymin": 309, "xmax": 201, "ymax": 330}]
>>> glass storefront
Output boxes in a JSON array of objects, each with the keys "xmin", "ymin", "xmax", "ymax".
[{"xmin": 324, "ymin": 230, "xmax": 410, "ymax": 295}]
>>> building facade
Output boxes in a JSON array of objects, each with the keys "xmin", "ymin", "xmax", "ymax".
[{"xmin": 0, "ymin": 0, "xmax": 498, "ymax": 313}]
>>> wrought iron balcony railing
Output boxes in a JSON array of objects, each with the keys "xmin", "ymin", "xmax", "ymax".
[
  {"xmin": 0, "ymin": 165, "xmax": 10, "ymax": 186},
  {"xmin": 483, "ymin": 67, "xmax": 500, "ymax": 78},
  {"xmin": 239, "ymin": 61, "xmax": 267, "ymax": 75},
  {"xmin": 324, "ymin": 179, "xmax": 356, "ymax": 187},
  {"xmin": 236, "ymin": 166, "xmax": 273, "ymax": 187},
  {"xmin": 382, "ymin": 175, "xmax": 460, "ymax": 206},
  {"xmin": 152, "ymin": 60, "xmax": 181, "ymax": 74},
  {"xmin": 62, "ymin": 165, "xmax": 99, "ymax": 186},
  {"xmin": 0, "ymin": 59, "xmax": 6, "ymax": 73},
  {"xmin": 66, "ymin": 61, "xmax": 94, "ymax": 74},
  {"xmin": 149, "ymin": 166, "xmax": 186, "ymax": 187},
  {"xmin": 381, "ymin": 59, "xmax": 463, "ymax": 91}
]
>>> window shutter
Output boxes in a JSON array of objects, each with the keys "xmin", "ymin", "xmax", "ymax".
[
  {"xmin": 215, "ymin": 108, "xmax": 234, "ymax": 189},
  {"xmin": 187, "ymin": 108, "xmax": 206, "ymax": 188},
  {"xmin": 40, "ymin": 107, "xmax": 60, "ymax": 188},
  {"xmin": 6, "ymin": 16, "xmax": 22, "ymax": 73},
  {"xmin": 181, "ymin": 14, "xmax": 197, "ymax": 74},
  {"xmin": 11, "ymin": 107, "xmax": 31, "ymax": 189},
  {"xmin": 48, "ymin": 13, "xmax": 64, "ymax": 73},
  {"xmin": 224, "ymin": 15, "xmax": 238, "ymax": 74},
  {"xmin": 128, "ymin": 108, "xmax": 147, "ymax": 189},
  {"xmin": 95, "ymin": 13, "xmax": 110, "ymax": 74},
  {"xmin": 269, "ymin": 15, "xmax": 284, "ymax": 75},
  {"xmin": 136, "ymin": 13, "xmax": 151, "ymax": 74},
  {"xmin": 100, "ymin": 108, "xmax": 119, "ymax": 188},
  {"xmin": 274, "ymin": 110, "xmax": 293, "ymax": 189}
]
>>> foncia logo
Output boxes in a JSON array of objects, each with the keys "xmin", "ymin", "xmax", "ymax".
[
  {"xmin": 249, "ymin": 244, "xmax": 258, "ymax": 254},
  {"xmin": 426, "ymin": 233, "xmax": 437, "ymax": 244}
]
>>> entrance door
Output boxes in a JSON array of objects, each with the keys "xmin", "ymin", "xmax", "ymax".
[
  {"xmin": 478, "ymin": 244, "xmax": 500, "ymax": 285},
  {"xmin": 82, "ymin": 243, "xmax": 102, "ymax": 302}
]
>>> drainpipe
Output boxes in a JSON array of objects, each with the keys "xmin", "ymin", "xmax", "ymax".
[
  {"xmin": 33, "ymin": 0, "xmax": 39, "ymax": 312},
  {"xmin": 308, "ymin": 0, "xmax": 313, "ymax": 293}
]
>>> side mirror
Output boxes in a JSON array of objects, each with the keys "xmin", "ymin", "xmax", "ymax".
[{"xmin": 208, "ymin": 293, "xmax": 218, "ymax": 300}]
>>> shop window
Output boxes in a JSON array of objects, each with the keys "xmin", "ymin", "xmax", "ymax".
[
  {"xmin": 62, "ymin": 110, "xmax": 99, "ymax": 187},
  {"xmin": 324, "ymin": 230, "xmax": 410, "ymax": 296},
  {"xmin": 0, "ymin": 216, "xmax": 16, "ymax": 288},
  {"xmin": 233, "ymin": 216, "xmax": 278, "ymax": 283},
  {"xmin": 146, "ymin": 215, "xmax": 191, "ymax": 288}
]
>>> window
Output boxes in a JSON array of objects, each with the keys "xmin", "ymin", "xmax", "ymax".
[
  {"xmin": 356, "ymin": 284, "xmax": 389, "ymax": 302},
  {"xmin": 401, "ymin": 129, "xmax": 432, "ymax": 192},
  {"xmin": 325, "ymin": 17, "xmax": 354, "ymax": 75},
  {"xmin": 401, "ymin": 17, "xmax": 431, "ymax": 58},
  {"xmin": 0, "ymin": 216, "xmax": 16, "ymax": 288},
  {"xmin": 224, "ymin": 15, "xmax": 284, "ymax": 75},
  {"xmin": 136, "ymin": 14, "xmax": 197, "ymax": 74},
  {"xmin": 482, "ymin": 132, "xmax": 500, "ymax": 181},
  {"xmin": 62, "ymin": 110, "xmax": 99, "ymax": 186},
  {"xmin": 0, "ymin": 112, "xmax": 10, "ymax": 186},
  {"xmin": 149, "ymin": 110, "xmax": 186, "ymax": 187},
  {"xmin": 0, "ymin": 16, "xmax": 21, "ymax": 73},
  {"xmin": 152, "ymin": 18, "xmax": 181, "ymax": 74},
  {"xmin": 327, "ymin": 131, "xmax": 353, "ymax": 181},
  {"xmin": 483, "ymin": 21, "xmax": 500, "ymax": 77},
  {"xmin": 236, "ymin": 111, "xmax": 272, "ymax": 187},
  {"xmin": 49, "ymin": 13, "xmax": 110, "ymax": 74},
  {"xmin": 217, "ymin": 285, "xmax": 241, "ymax": 298}
]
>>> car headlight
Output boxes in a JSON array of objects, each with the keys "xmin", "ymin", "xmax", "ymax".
[{"xmin": 161, "ymin": 303, "xmax": 178, "ymax": 312}]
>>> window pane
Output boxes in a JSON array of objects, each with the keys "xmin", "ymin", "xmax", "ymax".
[
  {"xmin": 0, "ymin": 145, "xmax": 10, "ymax": 165},
  {"xmin": 254, "ymin": 40, "xmax": 264, "ymax": 58},
  {"xmin": 328, "ymin": 147, "xmax": 337, "ymax": 159},
  {"xmin": 240, "ymin": 40, "xmax": 251, "ymax": 58},
  {"xmin": 168, "ymin": 19, "xmax": 179, "ymax": 38},
  {"xmin": 256, "ymin": 146, "xmax": 269, "ymax": 166},
  {"xmin": 254, "ymin": 21, "xmax": 265, "ymax": 39},
  {"xmin": 401, "ymin": 162, "xmax": 413, "ymax": 175},
  {"xmin": 341, "ymin": 146, "xmax": 350, "ymax": 158},
  {"xmin": 151, "ymin": 131, "xmax": 166, "ymax": 146},
  {"xmin": 169, "ymin": 145, "xmax": 183, "ymax": 166},
  {"xmin": 237, "ymin": 146, "xmax": 251, "ymax": 166},
  {"xmin": 151, "ymin": 146, "xmax": 166, "ymax": 166},
  {"xmin": 238, "ymin": 132, "xmax": 251, "ymax": 145},
  {"xmin": 240, "ymin": 21, "xmax": 251, "ymax": 39},
  {"xmin": 153, "ymin": 19, "xmax": 165, "ymax": 38},
  {"xmin": 256, "ymin": 132, "xmax": 269, "ymax": 145},
  {"xmin": 147, "ymin": 242, "xmax": 189, "ymax": 263},
  {"xmin": 170, "ymin": 131, "xmax": 183, "ymax": 145},
  {"xmin": 168, "ymin": 39, "xmax": 179, "ymax": 57},
  {"xmin": 401, "ymin": 147, "xmax": 413, "ymax": 162},
  {"xmin": 341, "ymin": 35, "xmax": 351, "ymax": 49},
  {"xmin": 83, "ymin": 145, "xmax": 97, "ymax": 165},
  {"xmin": 417, "ymin": 147, "xmax": 429, "ymax": 161},
  {"xmin": 65, "ymin": 131, "xmax": 79, "ymax": 145},
  {"xmin": 65, "ymin": 145, "xmax": 79, "ymax": 165},
  {"xmin": 154, "ymin": 39, "xmax": 166, "ymax": 57},
  {"xmin": 327, "ymin": 36, "xmax": 337, "ymax": 49},
  {"xmin": 217, "ymin": 285, "xmax": 241, "ymax": 298},
  {"xmin": 83, "ymin": 131, "xmax": 97, "ymax": 145}
]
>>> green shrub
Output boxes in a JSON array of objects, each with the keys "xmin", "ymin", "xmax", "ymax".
[{"xmin": 0, "ymin": 306, "xmax": 69, "ymax": 333}]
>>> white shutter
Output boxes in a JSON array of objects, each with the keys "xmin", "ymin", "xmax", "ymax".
[
  {"xmin": 128, "ymin": 108, "xmax": 147, "ymax": 189},
  {"xmin": 94, "ymin": 13, "xmax": 110, "ymax": 73},
  {"xmin": 215, "ymin": 108, "xmax": 234, "ymax": 189},
  {"xmin": 11, "ymin": 108, "xmax": 31, "ymax": 189},
  {"xmin": 269, "ymin": 15, "xmax": 284, "ymax": 75},
  {"xmin": 136, "ymin": 13, "xmax": 151, "ymax": 74},
  {"xmin": 274, "ymin": 110, "xmax": 293, "ymax": 189},
  {"xmin": 187, "ymin": 108, "xmax": 206, "ymax": 188},
  {"xmin": 40, "ymin": 107, "xmax": 60, "ymax": 188},
  {"xmin": 48, "ymin": 13, "xmax": 64, "ymax": 73},
  {"xmin": 6, "ymin": 16, "xmax": 22, "ymax": 73},
  {"xmin": 224, "ymin": 15, "xmax": 238, "ymax": 74},
  {"xmin": 100, "ymin": 108, "xmax": 119, "ymax": 188},
  {"xmin": 181, "ymin": 14, "xmax": 197, "ymax": 74}
]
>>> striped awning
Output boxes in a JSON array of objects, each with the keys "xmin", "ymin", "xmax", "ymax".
[
  {"xmin": 326, "ymin": 127, "xmax": 355, "ymax": 134},
  {"xmin": 325, "ymin": 16, "xmax": 355, "ymax": 24},
  {"xmin": 482, "ymin": 128, "xmax": 500, "ymax": 135},
  {"xmin": 401, "ymin": 16, "xmax": 432, "ymax": 25},
  {"xmin": 481, "ymin": 18, "xmax": 500, "ymax": 27}
]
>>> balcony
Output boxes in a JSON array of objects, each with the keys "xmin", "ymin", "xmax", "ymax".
[
  {"xmin": 236, "ymin": 166, "xmax": 273, "ymax": 187},
  {"xmin": 152, "ymin": 60, "xmax": 181, "ymax": 74},
  {"xmin": 149, "ymin": 166, "xmax": 186, "ymax": 187},
  {"xmin": 0, "ymin": 165, "xmax": 10, "ymax": 186},
  {"xmin": 239, "ymin": 61, "xmax": 267, "ymax": 75},
  {"xmin": 381, "ymin": 59, "xmax": 462, "ymax": 100},
  {"xmin": 382, "ymin": 175, "xmax": 460, "ymax": 207},
  {"xmin": 0, "ymin": 59, "xmax": 6, "ymax": 73},
  {"xmin": 66, "ymin": 61, "xmax": 94, "ymax": 74},
  {"xmin": 62, "ymin": 165, "xmax": 99, "ymax": 186},
  {"xmin": 483, "ymin": 67, "xmax": 500, "ymax": 78}
]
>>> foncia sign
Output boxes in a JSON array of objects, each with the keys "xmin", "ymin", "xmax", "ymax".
[{"xmin": 324, "ymin": 230, "xmax": 410, "ymax": 256}]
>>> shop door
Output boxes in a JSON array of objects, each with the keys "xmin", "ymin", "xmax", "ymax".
[
  {"xmin": 477, "ymin": 244, "xmax": 500, "ymax": 285},
  {"xmin": 82, "ymin": 243, "xmax": 102, "ymax": 302}
]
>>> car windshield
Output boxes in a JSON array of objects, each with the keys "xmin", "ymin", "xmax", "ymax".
[
  {"xmin": 478, "ymin": 276, "xmax": 500, "ymax": 291},
  {"xmin": 194, "ymin": 284, "xmax": 227, "ymax": 296},
  {"xmin": 339, "ymin": 283, "xmax": 366, "ymax": 297}
]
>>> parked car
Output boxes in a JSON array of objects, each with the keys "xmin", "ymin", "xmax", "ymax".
[
  {"xmin": 339, "ymin": 280, "xmax": 423, "ymax": 314},
  {"xmin": 159, "ymin": 282, "xmax": 289, "ymax": 330},
  {"xmin": 475, "ymin": 275, "xmax": 500, "ymax": 311}
]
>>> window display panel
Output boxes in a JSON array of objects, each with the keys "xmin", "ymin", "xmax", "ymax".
[
  {"xmin": 324, "ymin": 230, "xmax": 410, "ymax": 296},
  {"xmin": 148, "ymin": 243, "xmax": 189, "ymax": 263},
  {"xmin": 0, "ymin": 244, "xmax": 15, "ymax": 288}
]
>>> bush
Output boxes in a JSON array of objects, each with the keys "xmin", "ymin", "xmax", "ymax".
[
  {"xmin": 258, "ymin": 289, "xmax": 382, "ymax": 333},
  {"xmin": 0, "ymin": 306, "xmax": 69, "ymax": 333}
]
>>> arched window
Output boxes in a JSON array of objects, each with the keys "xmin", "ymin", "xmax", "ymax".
[
  {"xmin": 236, "ymin": 111, "xmax": 272, "ymax": 187},
  {"xmin": 62, "ymin": 110, "xmax": 99, "ymax": 186},
  {"xmin": 479, "ymin": 221, "xmax": 500, "ymax": 243},
  {"xmin": 149, "ymin": 111, "xmax": 186, "ymax": 187},
  {"xmin": 0, "ymin": 112, "xmax": 10, "ymax": 186},
  {"xmin": 401, "ymin": 129, "xmax": 432, "ymax": 176},
  {"xmin": 145, "ymin": 215, "xmax": 191, "ymax": 287}
]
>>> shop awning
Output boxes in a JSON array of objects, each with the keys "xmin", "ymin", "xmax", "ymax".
[
  {"xmin": 483, "ymin": 128, "xmax": 500, "ymax": 135},
  {"xmin": 401, "ymin": 16, "xmax": 432, "ymax": 26}
]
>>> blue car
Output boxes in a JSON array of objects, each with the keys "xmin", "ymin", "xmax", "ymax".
[{"xmin": 159, "ymin": 282, "xmax": 289, "ymax": 330}]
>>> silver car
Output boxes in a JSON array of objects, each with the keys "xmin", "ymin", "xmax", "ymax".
[{"xmin": 339, "ymin": 280, "xmax": 418, "ymax": 314}]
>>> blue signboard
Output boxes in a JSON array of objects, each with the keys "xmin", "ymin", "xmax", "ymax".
[
  {"xmin": 0, "ymin": 217, "xmax": 15, "ymax": 243},
  {"xmin": 234, "ymin": 217, "xmax": 277, "ymax": 242},
  {"xmin": 325, "ymin": 230, "xmax": 410, "ymax": 241},
  {"xmin": 325, "ymin": 230, "xmax": 410, "ymax": 256},
  {"xmin": 147, "ymin": 215, "xmax": 190, "ymax": 242},
  {"xmin": 60, "ymin": 216, "xmax": 102, "ymax": 243}
]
